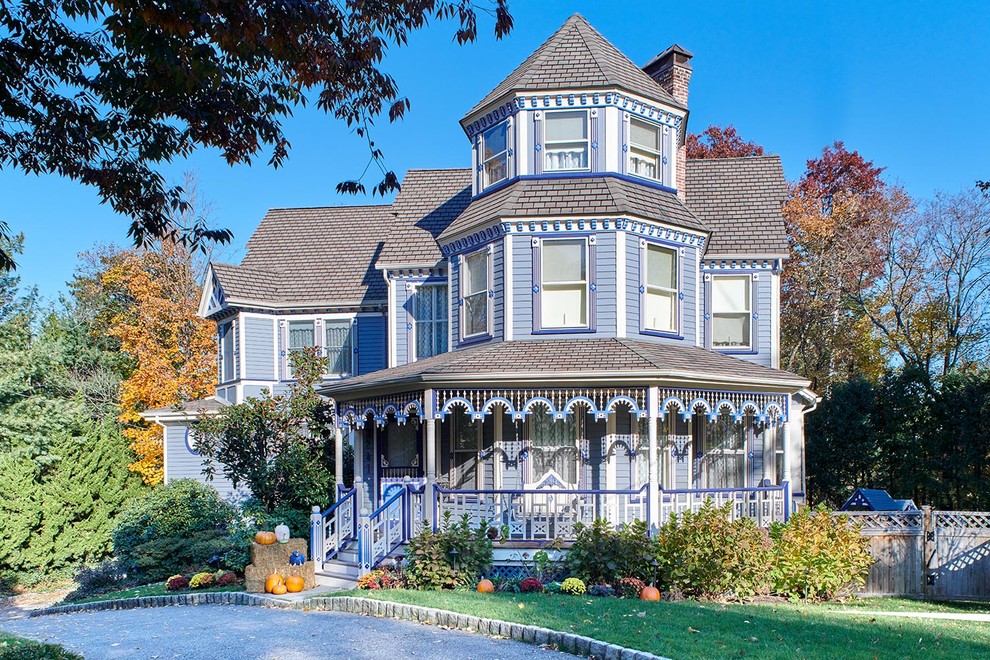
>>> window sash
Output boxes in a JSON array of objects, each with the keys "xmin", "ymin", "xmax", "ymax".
[
  {"xmin": 461, "ymin": 250, "xmax": 489, "ymax": 339},
  {"xmin": 541, "ymin": 238, "xmax": 589, "ymax": 329},
  {"xmin": 643, "ymin": 244, "xmax": 678, "ymax": 333},
  {"xmin": 325, "ymin": 321, "xmax": 352, "ymax": 376},
  {"xmin": 544, "ymin": 110, "xmax": 589, "ymax": 172},
  {"xmin": 712, "ymin": 276, "xmax": 752, "ymax": 349},
  {"xmin": 628, "ymin": 119, "xmax": 662, "ymax": 181},
  {"xmin": 220, "ymin": 323, "xmax": 234, "ymax": 382},
  {"xmin": 415, "ymin": 286, "xmax": 449, "ymax": 359},
  {"xmin": 482, "ymin": 123, "xmax": 508, "ymax": 187}
]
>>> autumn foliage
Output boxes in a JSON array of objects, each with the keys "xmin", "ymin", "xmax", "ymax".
[
  {"xmin": 686, "ymin": 125, "xmax": 765, "ymax": 159},
  {"xmin": 103, "ymin": 241, "xmax": 216, "ymax": 484}
]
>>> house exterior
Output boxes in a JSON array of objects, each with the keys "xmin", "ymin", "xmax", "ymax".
[{"xmin": 143, "ymin": 15, "xmax": 816, "ymax": 576}]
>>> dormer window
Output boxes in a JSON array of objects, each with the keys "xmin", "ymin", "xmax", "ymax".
[
  {"xmin": 628, "ymin": 118, "xmax": 663, "ymax": 181},
  {"xmin": 544, "ymin": 110, "xmax": 589, "ymax": 171},
  {"xmin": 481, "ymin": 122, "xmax": 508, "ymax": 187}
]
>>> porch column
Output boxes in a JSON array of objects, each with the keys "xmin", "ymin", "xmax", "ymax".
[
  {"xmin": 424, "ymin": 388, "xmax": 437, "ymax": 529},
  {"xmin": 334, "ymin": 426, "xmax": 344, "ymax": 493},
  {"xmin": 647, "ymin": 385, "xmax": 660, "ymax": 532}
]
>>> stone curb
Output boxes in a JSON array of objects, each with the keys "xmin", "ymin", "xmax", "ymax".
[{"xmin": 30, "ymin": 592, "xmax": 670, "ymax": 660}]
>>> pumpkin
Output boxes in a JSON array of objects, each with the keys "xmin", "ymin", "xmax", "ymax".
[
  {"xmin": 271, "ymin": 583, "xmax": 288, "ymax": 596},
  {"xmin": 285, "ymin": 575, "xmax": 305, "ymax": 593},
  {"xmin": 640, "ymin": 585, "xmax": 661, "ymax": 601},
  {"xmin": 477, "ymin": 579, "xmax": 495, "ymax": 593},
  {"xmin": 265, "ymin": 573, "xmax": 285, "ymax": 593},
  {"xmin": 255, "ymin": 531, "xmax": 277, "ymax": 545}
]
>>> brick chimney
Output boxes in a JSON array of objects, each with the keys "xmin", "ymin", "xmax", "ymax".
[{"xmin": 643, "ymin": 45, "xmax": 692, "ymax": 198}]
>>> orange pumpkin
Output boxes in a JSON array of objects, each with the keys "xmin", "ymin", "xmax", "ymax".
[
  {"xmin": 255, "ymin": 531, "xmax": 277, "ymax": 545},
  {"xmin": 477, "ymin": 579, "xmax": 495, "ymax": 593},
  {"xmin": 265, "ymin": 573, "xmax": 285, "ymax": 593},
  {"xmin": 640, "ymin": 585, "xmax": 661, "ymax": 601},
  {"xmin": 285, "ymin": 575, "xmax": 305, "ymax": 593},
  {"xmin": 271, "ymin": 583, "xmax": 288, "ymax": 596}
]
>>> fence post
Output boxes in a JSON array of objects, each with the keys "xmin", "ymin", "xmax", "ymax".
[
  {"xmin": 357, "ymin": 482, "xmax": 372, "ymax": 576},
  {"xmin": 922, "ymin": 505, "xmax": 933, "ymax": 600},
  {"xmin": 310, "ymin": 505, "xmax": 323, "ymax": 569}
]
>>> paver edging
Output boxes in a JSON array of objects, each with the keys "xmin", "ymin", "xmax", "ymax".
[{"xmin": 28, "ymin": 592, "xmax": 670, "ymax": 660}]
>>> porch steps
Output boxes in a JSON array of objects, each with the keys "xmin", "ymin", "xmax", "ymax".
[{"xmin": 315, "ymin": 546, "xmax": 360, "ymax": 590}]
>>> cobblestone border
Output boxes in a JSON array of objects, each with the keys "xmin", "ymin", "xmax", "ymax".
[{"xmin": 30, "ymin": 593, "xmax": 670, "ymax": 660}]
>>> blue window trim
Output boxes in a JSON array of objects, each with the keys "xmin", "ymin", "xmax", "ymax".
[
  {"xmin": 639, "ymin": 238, "xmax": 683, "ymax": 338},
  {"xmin": 532, "ymin": 234, "xmax": 597, "ymax": 333},
  {"xmin": 478, "ymin": 118, "xmax": 513, "ymax": 193},
  {"xmin": 706, "ymin": 273, "xmax": 758, "ymax": 353},
  {"xmin": 458, "ymin": 244, "xmax": 494, "ymax": 344},
  {"xmin": 624, "ymin": 114, "xmax": 674, "ymax": 188}
]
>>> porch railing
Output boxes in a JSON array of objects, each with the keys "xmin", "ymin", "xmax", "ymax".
[
  {"xmin": 310, "ymin": 485, "xmax": 357, "ymax": 566},
  {"xmin": 659, "ymin": 481, "xmax": 789, "ymax": 527},
  {"xmin": 360, "ymin": 486, "xmax": 408, "ymax": 571},
  {"xmin": 433, "ymin": 485, "xmax": 651, "ymax": 540}
]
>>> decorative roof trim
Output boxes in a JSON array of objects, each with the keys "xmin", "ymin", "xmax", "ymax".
[
  {"xmin": 381, "ymin": 266, "xmax": 447, "ymax": 279},
  {"xmin": 701, "ymin": 259, "xmax": 784, "ymax": 272}
]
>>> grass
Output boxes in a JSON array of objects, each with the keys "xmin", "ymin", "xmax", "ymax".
[
  {"xmin": 329, "ymin": 590, "xmax": 990, "ymax": 660},
  {"xmin": 0, "ymin": 632, "xmax": 81, "ymax": 660},
  {"xmin": 59, "ymin": 582, "xmax": 244, "ymax": 606}
]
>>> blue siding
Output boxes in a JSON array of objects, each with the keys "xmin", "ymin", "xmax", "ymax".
[
  {"xmin": 629, "ymin": 237, "xmax": 702, "ymax": 347},
  {"xmin": 243, "ymin": 384, "xmax": 271, "ymax": 399},
  {"xmin": 164, "ymin": 424, "xmax": 237, "ymax": 499},
  {"xmin": 395, "ymin": 284, "xmax": 411, "ymax": 367},
  {"xmin": 701, "ymin": 272, "xmax": 773, "ymax": 368},
  {"xmin": 626, "ymin": 232, "xmax": 640, "ymax": 335},
  {"xmin": 356, "ymin": 314, "xmax": 386, "ymax": 374},
  {"xmin": 451, "ymin": 260, "xmax": 460, "ymax": 344},
  {"xmin": 492, "ymin": 241, "xmax": 504, "ymax": 341},
  {"xmin": 512, "ymin": 235, "xmax": 535, "ymax": 339},
  {"xmin": 681, "ymin": 248, "xmax": 698, "ymax": 343},
  {"xmin": 595, "ymin": 232, "xmax": 617, "ymax": 337},
  {"xmin": 243, "ymin": 316, "xmax": 275, "ymax": 380}
]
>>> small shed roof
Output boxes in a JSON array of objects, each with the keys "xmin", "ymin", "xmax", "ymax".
[{"xmin": 840, "ymin": 488, "xmax": 919, "ymax": 512}]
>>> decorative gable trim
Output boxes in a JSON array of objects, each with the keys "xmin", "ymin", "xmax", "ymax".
[{"xmin": 198, "ymin": 264, "xmax": 227, "ymax": 318}]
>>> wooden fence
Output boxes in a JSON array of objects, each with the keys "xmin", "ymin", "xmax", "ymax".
[{"xmin": 842, "ymin": 508, "xmax": 990, "ymax": 600}]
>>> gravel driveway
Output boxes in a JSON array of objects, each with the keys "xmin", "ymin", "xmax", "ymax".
[{"xmin": 1, "ymin": 605, "xmax": 569, "ymax": 659}]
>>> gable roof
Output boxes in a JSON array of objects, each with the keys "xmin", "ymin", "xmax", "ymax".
[
  {"xmin": 840, "ymin": 488, "xmax": 919, "ymax": 512},
  {"xmin": 685, "ymin": 156, "xmax": 790, "ymax": 258},
  {"xmin": 438, "ymin": 175, "xmax": 708, "ymax": 243},
  {"xmin": 379, "ymin": 168, "xmax": 472, "ymax": 267},
  {"xmin": 210, "ymin": 205, "xmax": 394, "ymax": 309},
  {"xmin": 321, "ymin": 337, "xmax": 808, "ymax": 396},
  {"xmin": 464, "ymin": 14, "xmax": 682, "ymax": 121}
]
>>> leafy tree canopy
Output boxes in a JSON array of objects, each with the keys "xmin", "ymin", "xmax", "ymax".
[
  {"xmin": 686, "ymin": 124, "xmax": 765, "ymax": 159},
  {"xmin": 0, "ymin": 0, "xmax": 513, "ymax": 271}
]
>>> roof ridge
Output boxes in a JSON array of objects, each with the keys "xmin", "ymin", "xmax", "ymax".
[
  {"xmin": 265, "ymin": 203, "xmax": 393, "ymax": 211},
  {"xmin": 687, "ymin": 155, "xmax": 782, "ymax": 163},
  {"xmin": 566, "ymin": 17, "xmax": 609, "ymax": 86}
]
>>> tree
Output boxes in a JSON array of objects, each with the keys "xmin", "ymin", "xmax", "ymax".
[
  {"xmin": 0, "ymin": 1, "xmax": 513, "ymax": 271},
  {"xmin": 103, "ymin": 240, "xmax": 216, "ymax": 484},
  {"xmin": 686, "ymin": 125, "xmax": 765, "ymax": 159}
]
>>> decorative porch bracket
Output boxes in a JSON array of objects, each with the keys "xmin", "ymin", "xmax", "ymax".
[
  {"xmin": 433, "ymin": 387, "xmax": 649, "ymax": 422},
  {"xmin": 657, "ymin": 388, "xmax": 789, "ymax": 423},
  {"xmin": 337, "ymin": 391, "xmax": 425, "ymax": 429}
]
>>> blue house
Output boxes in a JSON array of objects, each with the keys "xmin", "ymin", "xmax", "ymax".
[{"xmin": 144, "ymin": 15, "xmax": 817, "ymax": 579}]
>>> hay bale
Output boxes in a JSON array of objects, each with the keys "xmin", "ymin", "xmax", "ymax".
[{"xmin": 244, "ymin": 538, "xmax": 315, "ymax": 593}]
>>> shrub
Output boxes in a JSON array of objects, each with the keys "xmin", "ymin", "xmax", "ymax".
[
  {"xmin": 216, "ymin": 571, "xmax": 239, "ymax": 587},
  {"xmin": 773, "ymin": 506, "xmax": 875, "ymax": 600},
  {"xmin": 615, "ymin": 577, "xmax": 646, "ymax": 599},
  {"xmin": 567, "ymin": 518, "xmax": 655, "ymax": 584},
  {"xmin": 357, "ymin": 568, "xmax": 404, "ymax": 590},
  {"xmin": 166, "ymin": 575, "xmax": 190, "ymax": 591},
  {"xmin": 111, "ymin": 480, "xmax": 240, "ymax": 581},
  {"xmin": 63, "ymin": 558, "xmax": 138, "ymax": 602},
  {"xmin": 655, "ymin": 499, "xmax": 774, "ymax": 600},
  {"xmin": 404, "ymin": 512, "xmax": 493, "ymax": 590},
  {"xmin": 560, "ymin": 577, "xmax": 586, "ymax": 595},
  {"xmin": 189, "ymin": 572, "xmax": 215, "ymax": 589},
  {"xmin": 518, "ymin": 577, "xmax": 544, "ymax": 593},
  {"xmin": 589, "ymin": 584, "xmax": 615, "ymax": 597},
  {"xmin": 545, "ymin": 580, "xmax": 563, "ymax": 594}
]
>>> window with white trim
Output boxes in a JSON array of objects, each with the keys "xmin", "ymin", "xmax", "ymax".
[
  {"xmin": 219, "ymin": 321, "xmax": 234, "ymax": 382},
  {"xmin": 414, "ymin": 285, "xmax": 448, "ymax": 359},
  {"xmin": 481, "ymin": 122, "xmax": 508, "ymax": 188},
  {"xmin": 324, "ymin": 320, "xmax": 353, "ymax": 376},
  {"xmin": 702, "ymin": 414, "xmax": 747, "ymax": 489},
  {"xmin": 712, "ymin": 275, "xmax": 752, "ymax": 349},
  {"xmin": 628, "ymin": 118, "xmax": 663, "ymax": 181},
  {"xmin": 541, "ymin": 238, "xmax": 588, "ymax": 328},
  {"xmin": 287, "ymin": 320, "xmax": 315, "ymax": 376},
  {"xmin": 527, "ymin": 404, "xmax": 580, "ymax": 487},
  {"xmin": 461, "ymin": 250, "xmax": 489, "ymax": 339},
  {"xmin": 644, "ymin": 244, "xmax": 678, "ymax": 332},
  {"xmin": 544, "ymin": 110, "xmax": 588, "ymax": 172}
]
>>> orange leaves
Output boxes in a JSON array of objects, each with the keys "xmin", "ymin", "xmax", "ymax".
[{"xmin": 104, "ymin": 241, "xmax": 216, "ymax": 485}]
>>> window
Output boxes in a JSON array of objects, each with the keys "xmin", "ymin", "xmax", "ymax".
[
  {"xmin": 414, "ymin": 285, "xmax": 448, "ymax": 359},
  {"xmin": 644, "ymin": 244, "xmax": 678, "ymax": 332},
  {"xmin": 712, "ymin": 275, "xmax": 752, "ymax": 349},
  {"xmin": 628, "ymin": 118, "xmax": 662, "ymax": 181},
  {"xmin": 481, "ymin": 122, "xmax": 508, "ymax": 187},
  {"xmin": 703, "ymin": 414, "xmax": 747, "ymax": 489},
  {"xmin": 287, "ymin": 320, "xmax": 315, "ymax": 376},
  {"xmin": 324, "ymin": 320, "xmax": 353, "ymax": 376},
  {"xmin": 527, "ymin": 404, "xmax": 579, "ymax": 486},
  {"xmin": 544, "ymin": 110, "xmax": 588, "ymax": 171},
  {"xmin": 461, "ymin": 250, "xmax": 489, "ymax": 338},
  {"xmin": 219, "ymin": 322, "xmax": 234, "ymax": 382},
  {"xmin": 541, "ymin": 238, "xmax": 588, "ymax": 328}
]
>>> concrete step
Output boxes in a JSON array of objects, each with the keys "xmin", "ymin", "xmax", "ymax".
[
  {"xmin": 314, "ymin": 572, "xmax": 357, "ymax": 591},
  {"xmin": 319, "ymin": 561, "xmax": 361, "ymax": 579}
]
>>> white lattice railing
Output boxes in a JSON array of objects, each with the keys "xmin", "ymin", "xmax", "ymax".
[
  {"xmin": 834, "ymin": 511, "xmax": 923, "ymax": 536},
  {"xmin": 933, "ymin": 511, "xmax": 990, "ymax": 531},
  {"xmin": 434, "ymin": 485, "xmax": 650, "ymax": 540},
  {"xmin": 660, "ymin": 484, "xmax": 789, "ymax": 527}
]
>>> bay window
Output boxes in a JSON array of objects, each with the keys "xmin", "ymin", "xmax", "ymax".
[
  {"xmin": 481, "ymin": 122, "xmax": 508, "ymax": 188},
  {"xmin": 414, "ymin": 285, "xmax": 448, "ymax": 359},
  {"xmin": 541, "ymin": 238, "xmax": 588, "ymax": 328},
  {"xmin": 324, "ymin": 320, "xmax": 353, "ymax": 376},
  {"xmin": 544, "ymin": 110, "xmax": 588, "ymax": 171},
  {"xmin": 628, "ymin": 118, "xmax": 662, "ymax": 181},
  {"xmin": 712, "ymin": 275, "xmax": 752, "ymax": 349},
  {"xmin": 461, "ymin": 249, "xmax": 490, "ymax": 339},
  {"xmin": 643, "ymin": 244, "xmax": 678, "ymax": 333}
]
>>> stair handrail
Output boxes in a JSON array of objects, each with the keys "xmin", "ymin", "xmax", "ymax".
[
  {"xmin": 361, "ymin": 486, "xmax": 407, "ymax": 572},
  {"xmin": 311, "ymin": 486, "xmax": 357, "ymax": 564}
]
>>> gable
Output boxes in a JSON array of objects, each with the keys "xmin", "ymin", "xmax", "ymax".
[{"xmin": 198, "ymin": 266, "xmax": 228, "ymax": 318}]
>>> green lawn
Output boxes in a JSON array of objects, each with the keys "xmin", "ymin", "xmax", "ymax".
[
  {"xmin": 60, "ymin": 583, "xmax": 244, "ymax": 605},
  {"xmin": 0, "ymin": 632, "xmax": 81, "ymax": 660},
  {"xmin": 330, "ymin": 590, "xmax": 990, "ymax": 660}
]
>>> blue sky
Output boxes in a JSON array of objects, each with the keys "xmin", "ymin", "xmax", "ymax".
[{"xmin": 3, "ymin": 0, "xmax": 989, "ymax": 301}]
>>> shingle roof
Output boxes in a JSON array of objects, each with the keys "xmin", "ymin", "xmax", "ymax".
[
  {"xmin": 379, "ymin": 169, "xmax": 472, "ymax": 266},
  {"xmin": 439, "ymin": 175, "xmax": 708, "ymax": 242},
  {"xmin": 685, "ymin": 156, "xmax": 790, "ymax": 258},
  {"xmin": 140, "ymin": 396, "xmax": 229, "ymax": 420},
  {"xmin": 464, "ymin": 14, "xmax": 682, "ymax": 121},
  {"xmin": 321, "ymin": 337, "xmax": 808, "ymax": 395},
  {"xmin": 213, "ymin": 205, "xmax": 394, "ymax": 307}
]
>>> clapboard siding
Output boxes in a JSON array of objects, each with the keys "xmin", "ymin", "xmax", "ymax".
[
  {"xmin": 243, "ymin": 384, "xmax": 271, "ymax": 399},
  {"xmin": 492, "ymin": 241, "xmax": 505, "ymax": 341},
  {"xmin": 164, "ymin": 424, "xmax": 237, "ymax": 499},
  {"xmin": 395, "ymin": 284, "xmax": 412, "ymax": 367},
  {"xmin": 512, "ymin": 235, "xmax": 534, "ymax": 339},
  {"xmin": 595, "ymin": 232, "xmax": 617, "ymax": 337},
  {"xmin": 626, "ymin": 232, "xmax": 640, "ymax": 335},
  {"xmin": 243, "ymin": 316, "xmax": 275, "ymax": 380}
]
